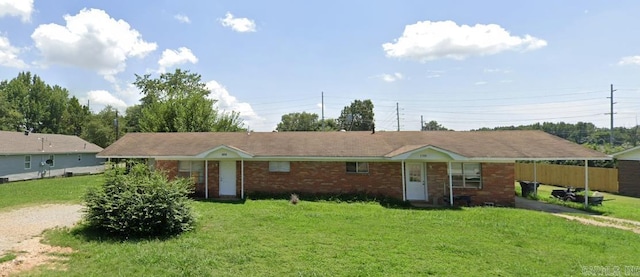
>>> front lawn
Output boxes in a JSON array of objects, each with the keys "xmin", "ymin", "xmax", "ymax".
[
  {"xmin": 2, "ymin": 176, "xmax": 638, "ymax": 276},
  {"xmin": 517, "ymin": 183, "xmax": 640, "ymax": 222},
  {"xmin": 33, "ymin": 199, "xmax": 640, "ymax": 276},
  {"xmin": 0, "ymin": 175, "xmax": 103, "ymax": 211}
]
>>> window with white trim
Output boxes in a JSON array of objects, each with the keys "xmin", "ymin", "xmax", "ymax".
[
  {"xmin": 24, "ymin": 155, "xmax": 31, "ymax": 169},
  {"xmin": 450, "ymin": 163, "xmax": 482, "ymax": 188},
  {"xmin": 178, "ymin": 161, "xmax": 205, "ymax": 184},
  {"xmin": 346, "ymin": 162, "xmax": 369, "ymax": 173},
  {"xmin": 269, "ymin": 161, "xmax": 290, "ymax": 172}
]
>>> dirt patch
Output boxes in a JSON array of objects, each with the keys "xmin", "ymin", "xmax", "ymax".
[
  {"xmin": 553, "ymin": 214, "xmax": 640, "ymax": 234},
  {"xmin": 0, "ymin": 204, "xmax": 82, "ymax": 276}
]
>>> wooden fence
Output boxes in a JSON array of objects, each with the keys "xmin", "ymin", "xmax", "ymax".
[{"xmin": 515, "ymin": 163, "xmax": 619, "ymax": 193}]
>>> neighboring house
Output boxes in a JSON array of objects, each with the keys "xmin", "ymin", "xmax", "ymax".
[
  {"xmin": 612, "ymin": 146, "xmax": 640, "ymax": 197},
  {"xmin": 0, "ymin": 131, "xmax": 106, "ymax": 182},
  {"xmin": 97, "ymin": 130, "xmax": 609, "ymax": 206}
]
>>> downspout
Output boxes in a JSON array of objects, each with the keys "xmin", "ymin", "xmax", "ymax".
[
  {"xmin": 205, "ymin": 160, "xmax": 209, "ymax": 199},
  {"xmin": 584, "ymin": 159, "xmax": 589, "ymax": 208},
  {"xmin": 401, "ymin": 160, "xmax": 406, "ymax": 201},
  {"xmin": 448, "ymin": 162, "xmax": 453, "ymax": 207},
  {"xmin": 241, "ymin": 159, "xmax": 245, "ymax": 199}
]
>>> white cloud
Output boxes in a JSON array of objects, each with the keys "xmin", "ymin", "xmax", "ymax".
[
  {"xmin": 474, "ymin": 81, "xmax": 487, "ymax": 85},
  {"xmin": 618, "ymin": 56, "xmax": 640, "ymax": 66},
  {"xmin": 87, "ymin": 90, "xmax": 128, "ymax": 112},
  {"xmin": 383, "ymin": 20, "xmax": 547, "ymax": 62},
  {"xmin": 219, "ymin": 12, "xmax": 256, "ymax": 33},
  {"xmin": 174, "ymin": 14, "xmax": 190, "ymax": 24},
  {"xmin": 0, "ymin": 0, "xmax": 33, "ymax": 22},
  {"xmin": 206, "ymin": 80, "xmax": 263, "ymax": 128},
  {"xmin": 378, "ymin": 72, "xmax": 404, "ymax": 82},
  {"xmin": 484, "ymin": 68, "xmax": 511, "ymax": 74},
  {"xmin": 0, "ymin": 35, "xmax": 27, "ymax": 68},
  {"xmin": 31, "ymin": 8, "xmax": 157, "ymax": 80},
  {"xmin": 158, "ymin": 47, "xmax": 198, "ymax": 73}
]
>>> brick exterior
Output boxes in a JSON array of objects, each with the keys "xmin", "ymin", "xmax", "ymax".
[
  {"xmin": 618, "ymin": 160, "xmax": 640, "ymax": 197},
  {"xmin": 154, "ymin": 160, "xmax": 515, "ymax": 206},
  {"xmin": 425, "ymin": 162, "xmax": 515, "ymax": 207}
]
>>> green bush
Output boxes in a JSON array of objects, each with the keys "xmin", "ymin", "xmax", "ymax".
[{"xmin": 84, "ymin": 163, "xmax": 195, "ymax": 238}]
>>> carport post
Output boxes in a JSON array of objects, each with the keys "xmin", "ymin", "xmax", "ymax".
[
  {"xmin": 584, "ymin": 159, "xmax": 589, "ymax": 208},
  {"xmin": 448, "ymin": 162, "xmax": 453, "ymax": 207},
  {"xmin": 533, "ymin": 161, "xmax": 538, "ymax": 197}
]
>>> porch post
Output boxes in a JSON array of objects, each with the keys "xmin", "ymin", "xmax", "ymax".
[
  {"xmin": 241, "ymin": 159, "xmax": 245, "ymax": 199},
  {"xmin": 205, "ymin": 160, "xmax": 209, "ymax": 199},
  {"xmin": 448, "ymin": 162, "xmax": 453, "ymax": 207},
  {"xmin": 584, "ymin": 159, "xmax": 589, "ymax": 208},
  {"xmin": 533, "ymin": 161, "xmax": 538, "ymax": 197},
  {"xmin": 401, "ymin": 160, "xmax": 406, "ymax": 201}
]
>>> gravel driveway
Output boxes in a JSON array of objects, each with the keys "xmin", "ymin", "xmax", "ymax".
[{"xmin": 0, "ymin": 204, "xmax": 83, "ymax": 256}]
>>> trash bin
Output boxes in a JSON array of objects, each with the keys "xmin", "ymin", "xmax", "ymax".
[{"xmin": 519, "ymin": 181, "xmax": 540, "ymax": 197}]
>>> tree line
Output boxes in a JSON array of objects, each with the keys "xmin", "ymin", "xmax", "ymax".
[
  {"xmin": 0, "ymin": 70, "xmax": 246, "ymax": 148},
  {"xmin": 2, "ymin": 70, "xmax": 638, "ymax": 154}
]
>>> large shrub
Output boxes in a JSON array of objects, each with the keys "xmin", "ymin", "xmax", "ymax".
[{"xmin": 84, "ymin": 163, "xmax": 195, "ymax": 238}]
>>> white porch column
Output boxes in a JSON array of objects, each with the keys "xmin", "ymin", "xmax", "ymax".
[
  {"xmin": 241, "ymin": 159, "xmax": 245, "ymax": 199},
  {"xmin": 584, "ymin": 159, "xmax": 589, "ymax": 208},
  {"xmin": 401, "ymin": 161, "xmax": 406, "ymax": 201},
  {"xmin": 533, "ymin": 161, "xmax": 538, "ymax": 197},
  {"xmin": 205, "ymin": 160, "xmax": 209, "ymax": 199},
  {"xmin": 448, "ymin": 162, "xmax": 453, "ymax": 207}
]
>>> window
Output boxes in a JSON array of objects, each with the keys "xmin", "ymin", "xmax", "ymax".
[
  {"xmin": 269, "ymin": 161, "xmax": 290, "ymax": 172},
  {"xmin": 24, "ymin": 155, "xmax": 31, "ymax": 169},
  {"xmin": 47, "ymin": 154, "xmax": 55, "ymax": 167},
  {"xmin": 450, "ymin": 163, "xmax": 481, "ymax": 188},
  {"xmin": 178, "ymin": 161, "xmax": 205, "ymax": 184},
  {"xmin": 346, "ymin": 162, "xmax": 369, "ymax": 173}
]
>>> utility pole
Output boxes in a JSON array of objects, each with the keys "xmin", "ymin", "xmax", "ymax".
[
  {"xmin": 114, "ymin": 110, "xmax": 119, "ymax": 140},
  {"xmin": 396, "ymin": 102, "xmax": 400, "ymax": 132},
  {"xmin": 321, "ymin": 91, "xmax": 325, "ymax": 131},
  {"xmin": 606, "ymin": 84, "xmax": 616, "ymax": 144},
  {"xmin": 421, "ymin": 115, "xmax": 424, "ymax": 131}
]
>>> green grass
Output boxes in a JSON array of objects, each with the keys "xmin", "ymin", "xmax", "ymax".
[
  {"xmin": 0, "ymin": 175, "xmax": 103, "ymax": 211},
  {"xmin": 4, "ymin": 176, "xmax": 640, "ymax": 276},
  {"xmin": 0, "ymin": 252, "xmax": 17, "ymax": 263},
  {"xmin": 518, "ymin": 183, "xmax": 640, "ymax": 222}
]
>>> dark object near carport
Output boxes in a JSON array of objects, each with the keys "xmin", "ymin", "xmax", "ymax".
[
  {"xmin": 65, "ymin": 172, "xmax": 73, "ymax": 177},
  {"xmin": 0, "ymin": 177, "xmax": 8, "ymax": 184},
  {"xmin": 518, "ymin": 181, "xmax": 540, "ymax": 197},
  {"xmin": 551, "ymin": 187, "xmax": 604, "ymax": 205}
]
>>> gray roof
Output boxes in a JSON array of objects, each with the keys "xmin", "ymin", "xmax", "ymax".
[
  {"xmin": 98, "ymin": 130, "xmax": 610, "ymax": 161},
  {"xmin": 0, "ymin": 131, "xmax": 103, "ymax": 155}
]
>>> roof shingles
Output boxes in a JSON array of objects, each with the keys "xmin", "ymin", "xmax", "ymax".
[{"xmin": 98, "ymin": 130, "xmax": 609, "ymax": 160}]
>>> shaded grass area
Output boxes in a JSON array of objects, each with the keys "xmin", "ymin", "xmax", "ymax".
[
  {"xmin": 0, "ymin": 252, "xmax": 17, "ymax": 263},
  {"xmin": 34, "ymin": 200, "xmax": 640, "ymax": 277},
  {"xmin": 0, "ymin": 175, "xmax": 103, "ymax": 211},
  {"xmin": 517, "ymin": 183, "xmax": 640, "ymax": 222}
]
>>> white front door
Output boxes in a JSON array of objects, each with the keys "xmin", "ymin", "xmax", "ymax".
[
  {"xmin": 219, "ymin": 161, "xmax": 236, "ymax": 196},
  {"xmin": 406, "ymin": 163, "xmax": 427, "ymax": 200}
]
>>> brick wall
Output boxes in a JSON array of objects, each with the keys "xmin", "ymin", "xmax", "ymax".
[
  {"xmin": 427, "ymin": 162, "xmax": 515, "ymax": 207},
  {"xmin": 156, "ymin": 159, "xmax": 515, "ymax": 206},
  {"xmin": 618, "ymin": 160, "xmax": 640, "ymax": 197},
  {"xmin": 242, "ymin": 161, "xmax": 403, "ymax": 199}
]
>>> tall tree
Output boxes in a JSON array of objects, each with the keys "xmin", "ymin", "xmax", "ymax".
[
  {"xmin": 336, "ymin": 99, "xmax": 374, "ymax": 131},
  {"xmin": 421, "ymin": 120, "xmax": 449, "ymax": 131},
  {"xmin": 82, "ymin": 106, "xmax": 121, "ymax": 148},
  {"xmin": 277, "ymin": 112, "xmax": 321, "ymax": 131},
  {"xmin": 134, "ymin": 69, "xmax": 244, "ymax": 132}
]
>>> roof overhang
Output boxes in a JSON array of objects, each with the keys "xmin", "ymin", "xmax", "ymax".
[{"xmin": 612, "ymin": 146, "xmax": 640, "ymax": 160}]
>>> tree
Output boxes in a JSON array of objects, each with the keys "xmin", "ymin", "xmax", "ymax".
[
  {"xmin": 421, "ymin": 120, "xmax": 449, "ymax": 131},
  {"xmin": 134, "ymin": 69, "xmax": 245, "ymax": 132},
  {"xmin": 277, "ymin": 112, "xmax": 320, "ymax": 131},
  {"xmin": 336, "ymin": 99, "xmax": 374, "ymax": 131},
  {"xmin": 82, "ymin": 106, "xmax": 121, "ymax": 148},
  {"xmin": 60, "ymin": 96, "xmax": 90, "ymax": 136}
]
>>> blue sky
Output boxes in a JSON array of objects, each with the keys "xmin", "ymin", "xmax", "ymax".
[{"xmin": 1, "ymin": 1, "xmax": 640, "ymax": 131}]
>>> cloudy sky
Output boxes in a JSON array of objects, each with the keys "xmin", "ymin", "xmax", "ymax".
[{"xmin": 1, "ymin": 1, "xmax": 640, "ymax": 131}]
